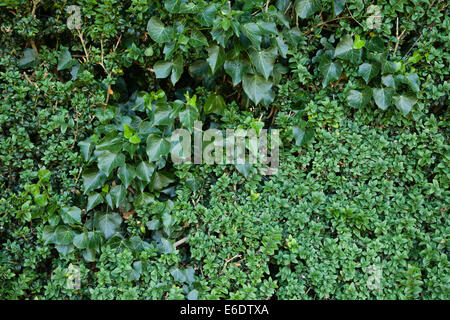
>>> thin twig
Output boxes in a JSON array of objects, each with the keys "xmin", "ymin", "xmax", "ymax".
[
  {"xmin": 222, "ymin": 254, "xmax": 241, "ymax": 271},
  {"xmin": 174, "ymin": 236, "xmax": 188, "ymax": 248}
]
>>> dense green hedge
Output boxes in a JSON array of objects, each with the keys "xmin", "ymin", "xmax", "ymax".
[{"xmin": 0, "ymin": 0, "xmax": 448, "ymax": 299}]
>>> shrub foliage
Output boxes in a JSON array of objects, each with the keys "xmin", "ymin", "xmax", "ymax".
[{"xmin": 0, "ymin": 0, "xmax": 448, "ymax": 299}]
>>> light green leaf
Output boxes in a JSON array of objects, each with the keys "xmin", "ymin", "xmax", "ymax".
[
  {"xmin": 381, "ymin": 74, "xmax": 397, "ymax": 89},
  {"xmin": 353, "ymin": 35, "xmax": 365, "ymax": 49},
  {"xmin": 275, "ymin": 36, "xmax": 289, "ymax": 58},
  {"xmin": 257, "ymin": 21, "xmax": 278, "ymax": 35},
  {"xmin": 164, "ymin": 0, "xmax": 181, "ymax": 12},
  {"xmin": 153, "ymin": 103, "xmax": 173, "ymax": 126}
]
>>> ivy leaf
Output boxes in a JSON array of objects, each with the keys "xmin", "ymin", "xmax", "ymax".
[
  {"xmin": 353, "ymin": 35, "xmax": 365, "ymax": 49},
  {"xmin": 42, "ymin": 226, "xmax": 56, "ymax": 245},
  {"xmin": 347, "ymin": 89, "xmax": 371, "ymax": 108},
  {"xmin": 134, "ymin": 192, "xmax": 155, "ymax": 207},
  {"xmin": 187, "ymin": 289, "xmax": 199, "ymax": 300},
  {"xmin": 82, "ymin": 169, "xmax": 107, "ymax": 194},
  {"xmin": 372, "ymin": 88, "xmax": 394, "ymax": 110},
  {"xmin": 207, "ymin": 45, "xmax": 225, "ymax": 74},
  {"xmin": 153, "ymin": 60, "xmax": 172, "ymax": 78},
  {"xmin": 335, "ymin": 35, "xmax": 362, "ymax": 63},
  {"xmin": 197, "ymin": 4, "xmax": 217, "ymax": 26},
  {"xmin": 18, "ymin": 48, "xmax": 37, "ymax": 68},
  {"xmin": 147, "ymin": 17, "xmax": 173, "ymax": 43},
  {"xmin": 358, "ymin": 62, "xmax": 380, "ymax": 84},
  {"xmin": 136, "ymin": 161, "xmax": 155, "ymax": 182},
  {"xmin": 57, "ymin": 48, "xmax": 72, "ymax": 71},
  {"xmin": 295, "ymin": 0, "xmax": 321, "ymax": 19},
  {"xmin": 54, "ymin": 226, "xmax": 75, "ymax": 246},
  {"xmin": 86, "ymin": 193, "xmax": 103, "ymax": 212},
  {"xmin": 319, "ymin": 57, "xmax": 342, "ymax": 88},
  {"xmin": 204, "ymin": 94, "xmax": 226, "ymax": 115},
  {"xmin": 242, "ymin": 74, "xmax": 274, "ymax": 105},
  {"xmin": 381, "ymin": 60, "xmax": 398, "ymax": 74},
  {"xmin": 97, "ymin": 151, "xmax": 125, "ymax": 177},
  {"xmin": 179, "ymin": 106, "xmax": 199, "ymax": 131},
  {"xmin": 333, "ymin": 0, "xmax": 346, "ymax": 16},
  {"xmin": 240, "ymin": 22, "xmax": 263, "ymax": 47},
  {"xmin": 109, "ymin": 185, "xmax": 126, "ymax": 208},
  {"xmin": 151, "ymin": 170, "xmax": 175, "ymax": 191},
  {"xmin": 61, "ymin": 206, "xmax": 82, "ymax": 225},
  {"xmin": 171, "ymin": 55, "xmax": 184, "ymax": 85},
  {"xmin": 257, "ymin": 21, "xmax": 278, "ymax": 35},
  {"xmin": 275, "ymin": 36, "xmax": 289, "ymax": 58},
  {"xmin": 96, "ymin": 134, "xmax": 123, "ymax": 153},
  {"xmin": 123, "ymin": 124, "xmax": 135, "ymax": 139},
  {"xmin": 117, "ymin": 164, "xmax": 136, "ymax": 188},
  {"xmin": 93, "ymin": 212, "xmax": 122, "ymax": 240},
  {"xmin": 236, "ymin": 163, "xmax": 253, "ymax": 178},
  {"xmin": 78, "ymin": 139, "xmax": 94, "ymax": 162},
  {"xmin": 164, "ymin": 0, "xmax": 181, "ymax": 12},
  {"xmin": 190, "ymin": 30, "xmax": 208, "ymax": 47},
  {"xmin": 393, "ymin": 95, "xmax": 417, "ymax": 115},
  {"xmin": 406, "ymin": 73, "xmax": 420, "ymax": 93},
  {"xmin": 146, "ymin": 134, "xmax": 171, "ymax": 162},
  {"xmin": 249, "ymin": 48, "xmax": 276, "ymax": 80},
  {"xmin": 382, "ymin": 74, "xmax": 397, "ymax": 89},
  {"xmin": 153, "ymin": 103, "xmax": 173, "ymax": 126},
  {"xmin": 224, "ymin": 58, "xmax": 249, "ymax": 86}
]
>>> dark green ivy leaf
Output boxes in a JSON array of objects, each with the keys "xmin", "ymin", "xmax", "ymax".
[
  {"xmin": 147, "ymin": 17, "xmax": 173, "ymax": 43},
  {"xmin": 295, "ymin": 0, "xmax": 321, "ymax": 19},
  {"xmin": 242, "ymin": 74, "xmax": 274, "ymax": 105},
  {"xmin": 393, "ymin": 95, "xmax": 417, "ymax": 115},
  {"xmin": 372, "ymin": 87, "xmax": 394, "ymax": 110},
  {"xmin": 358, "ymin": 62, "xmax": 380, "ymax": 84}
]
